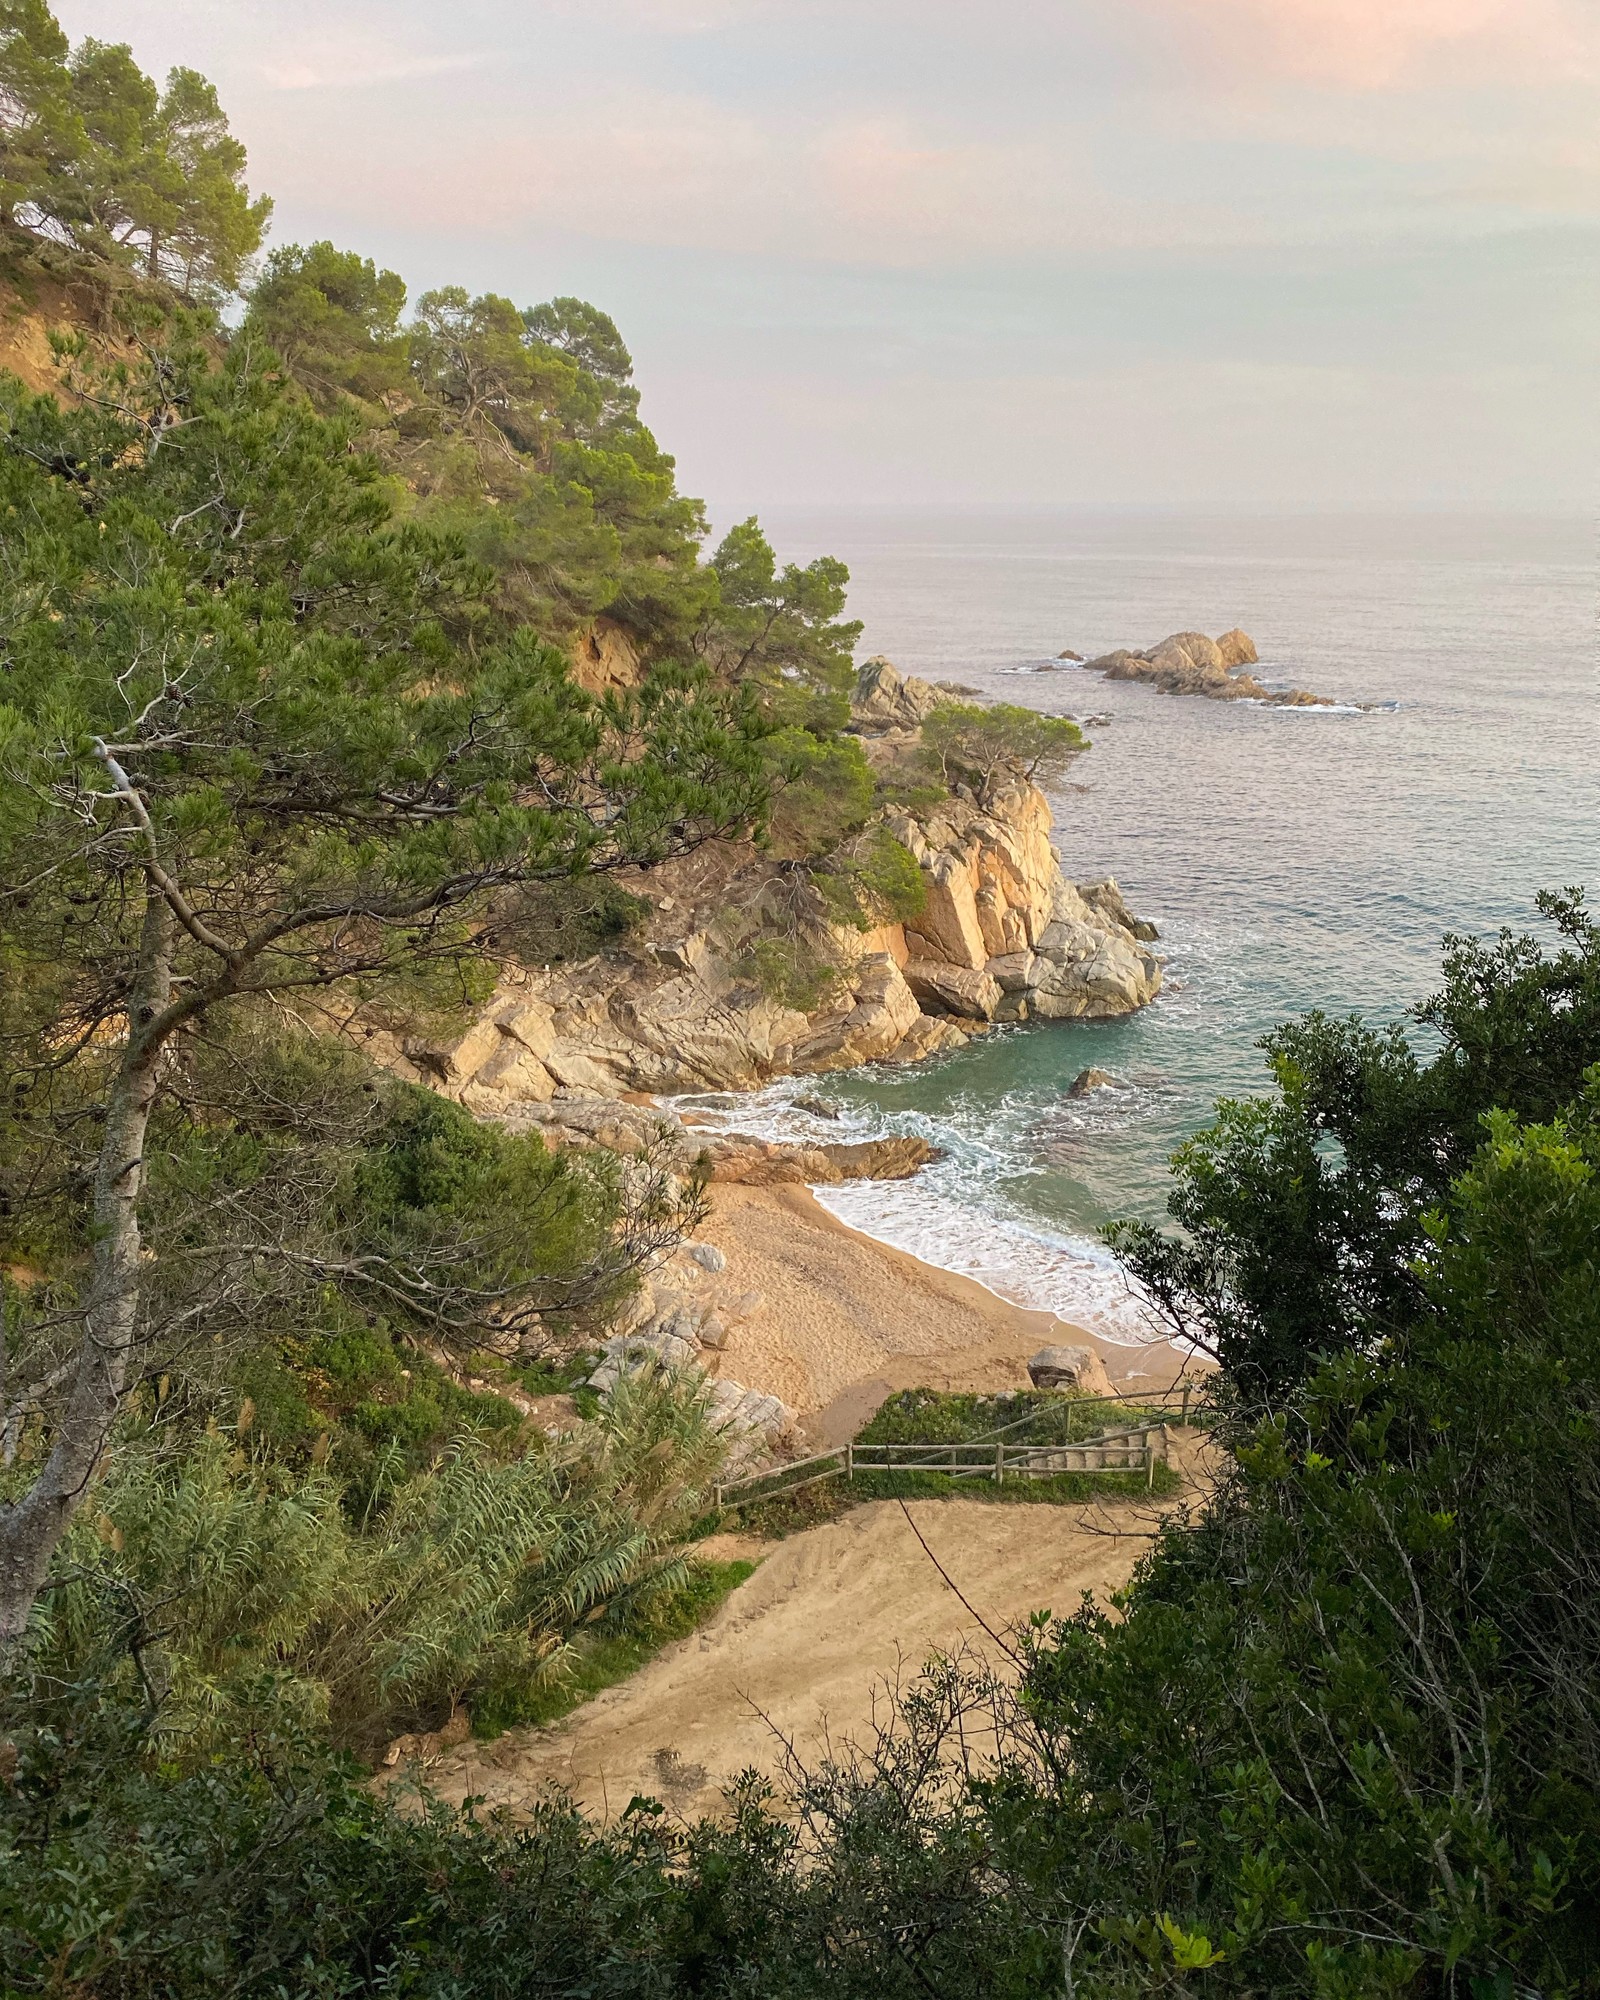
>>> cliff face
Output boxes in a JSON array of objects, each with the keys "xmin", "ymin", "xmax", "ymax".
[{"xmin": 387, "ymin": 781, "xmax": 1162, "ymax": 1116}]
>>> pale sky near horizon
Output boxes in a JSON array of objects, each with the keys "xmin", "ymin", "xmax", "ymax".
[{"xmin": 53, "ymin": 0, "xmax": 1600, "ymax": 512}]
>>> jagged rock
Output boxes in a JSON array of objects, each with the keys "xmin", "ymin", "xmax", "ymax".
[
  {"xmin": 851, "ymin": 656, "xmax": 943, "ymax": 732},
  {"xmin": 1149, "ymin": 630, "xmax": 1225, "ymax": 677},
  {"xmin": 886, "ymin": 1015, "xmax": 969, "ymax": 1064},
  {"xmin": 569, "ymin": 615, "xmax": 642, "ymax": 693},
  {"xmin": 986, "ymin": 949, "xmax": 1038, "ymax": 993},
  {"xmin": 589, "ymin": 1324, "xmax": 701, "ymax": 1391},
  {"xmin": 380, "ymin": 778, "xmax": 1161, "ymax": 1118},
  {"xmin": 709, "ymin": 1378, "xmax": 798, "ymax": 1466},
  {"xmin": 1077, "ymin": 877, "xmax": 1159, "ymax": 942},
  {"xmin": 697, "ymin": 1314, "xmax": 729, "ymax": 1351},
  {"xmin": 1057, "ymin": 648, "xmax": 1085, "ymax": 662},
  {"xmin": 1067, "ymin": 1067, "xmax": 1120, "ymax": 1098},
  {"xmin": 685, "ymin": 1242, "xmax": 727, "ymax": 1274},
  {"xmin": 1024, "ymin": 882, "xmax": 1162, "ymax": 1020},
  {"xmin": 795, "ymin": 954, "xmax": 924, "ymax": 1071},
  {"xmin": 903, "ymin": 959, "xmax": 1003, "ymax": 1021},
  {"xmin": 795, "ymin": 1094, "xmax": 842, "ymax": 1120},
  {"xmin": 1027, "ymin": 1344, "xmax": 1114, "ymax": 1396}
]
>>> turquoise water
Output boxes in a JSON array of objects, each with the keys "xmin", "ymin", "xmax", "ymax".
[{"xmin": 692, "ymin": 510, "xmax": 1597, "ymax": 1336}]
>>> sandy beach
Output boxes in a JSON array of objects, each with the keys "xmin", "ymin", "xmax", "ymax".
[
  {"xmin": 692, "ymin": 1182, "xmax": 1197, "ymax": 1441},
  {"xmin": 390, "ymin": 1177, "xmax": 1214, "ymax": 1820}
]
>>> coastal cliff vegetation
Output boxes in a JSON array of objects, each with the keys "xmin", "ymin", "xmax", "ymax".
[
  {"xmin": 0, "ymin": 0, "xmax": 957, "ymax": 1668},
  {"xmin": 2, "ymin": 8, "xmax": 1597, "ymax": 1996}
]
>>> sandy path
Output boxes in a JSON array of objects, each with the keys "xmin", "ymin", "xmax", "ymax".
[
  {"xmin": 696, "ymin": 1185, "xmax": 1194, "ymax": 1441},
  {"xmin": 420, "ymin": 1434, "xmax": 1214, "ymax": 1823}
]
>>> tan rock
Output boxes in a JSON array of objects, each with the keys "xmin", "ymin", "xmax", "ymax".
[
  {"xmin": 887, "ymin": 1015, "xmax": 969, "ymax": 1063},
  {"xmin": 851, "ymin": 656, "xmax": 943, "ymax": 732},
  {"xmin": 796, "ymin": 955, "xmax": 923, "ymax": 1071},
  {"xmin": 1216, "ymin": 627, "xmax": 1258, "ymax": 668},
  {"xmin": 1027, "ymin": 1344, "xmax": 1114, "ymax": 1397},
  {"xmin": 706, "ymin": 1133, "xmax": 942, "ymax": 1185},
  {"xmin": 902, "ymin": 959, "xmax": 1002, "ymax": 1021},
  {"xmin": 1150, "ymin": 630, "xmax": 1225, "ymax": 675},
  {"xmin": 570, "ymin": 615, "xmax": 642, "ymax": 693},
  {"xmin": 904, "ymin": 851, "xmax": 990, "ymax": 970}
]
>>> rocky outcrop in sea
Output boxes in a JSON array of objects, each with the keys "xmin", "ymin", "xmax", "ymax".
[{"xmin": 1076, "ymin": 628, "xmax": 1329, "ymax": 706}]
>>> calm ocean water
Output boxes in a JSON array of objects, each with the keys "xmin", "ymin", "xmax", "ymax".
[{"xmin": 690, "ymin": 510, "xmax": 1598, "ymax": 1338}]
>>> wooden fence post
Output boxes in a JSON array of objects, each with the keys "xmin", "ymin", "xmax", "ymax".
[
  {"xmin": 845, "ymin": 1442, "xmax": 853, "ymax": 1483},
  {"xmin": 995, "ymin": 1441, "xmax": 1004, "ymax": 1486}
]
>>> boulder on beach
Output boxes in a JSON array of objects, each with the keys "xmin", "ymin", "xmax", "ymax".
[{"xmin": 1028, "ymin": 1344, "xmax": 1114, "ymax": 1397}]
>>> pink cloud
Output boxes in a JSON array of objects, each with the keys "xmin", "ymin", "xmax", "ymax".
[{"xmin": 1140, "ymin": 0, "xmax": 1595, "ymax": 89}]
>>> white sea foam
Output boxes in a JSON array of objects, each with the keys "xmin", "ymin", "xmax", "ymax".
[
  {"xmin": 671, "ymin": 1077, "xmax": 1164, "ymax": 1345},
  {"xmin": 811, "ymin": 1180, "xmax": 1161, "ymax": 1343}
]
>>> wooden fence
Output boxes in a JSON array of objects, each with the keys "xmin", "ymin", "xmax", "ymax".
[{"xmin": 714, "ymin": 1415, "xmax": 1178, "ymax": 1510}]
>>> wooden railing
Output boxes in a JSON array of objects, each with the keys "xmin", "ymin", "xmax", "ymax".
[{"xmin": 714, "ymin": 1413, "xmax": 1183, "ymax": 1510}]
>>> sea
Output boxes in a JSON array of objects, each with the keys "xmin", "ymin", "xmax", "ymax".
[{"xmin": 685, "ymin": 510, "xmax": 1598, "ymax": 1342}]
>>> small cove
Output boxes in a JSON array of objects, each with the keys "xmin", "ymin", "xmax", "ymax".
[{"xmin": 697, "ymin": 507, "xmax": 1597, "ymax": 1339}]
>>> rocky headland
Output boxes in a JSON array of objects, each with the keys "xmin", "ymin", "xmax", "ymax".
[
  {"xmin": 1073, "ymin": 627, "xmax": 1331, "ymax": 706},
  {"xmin": 380, "ymin": 745, "xmax": 1162, "ymax": 1118},
  {"xmin": 370, "ymin": 657, "xmax": 1168, "ymax": 1462}
]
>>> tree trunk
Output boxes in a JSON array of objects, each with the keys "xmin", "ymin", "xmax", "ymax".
[{"xmin": 0, "ymin": 895, "xmax": 172, "ymax": 1653}]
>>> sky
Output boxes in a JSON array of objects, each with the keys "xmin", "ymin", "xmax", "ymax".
[{"xmin": 53, "ymin": 0, "xmax": 1600, "ymax": 511}]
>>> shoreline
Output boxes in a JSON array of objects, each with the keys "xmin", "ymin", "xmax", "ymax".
[{"xmin": 696, "ymin": 1182, "xmax": 1201, "ymax": 1446}]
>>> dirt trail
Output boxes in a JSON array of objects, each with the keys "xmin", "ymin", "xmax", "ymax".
[{"xmin": 420, "ymin": 1433, "xmax": 1215, "ymax": 1823}]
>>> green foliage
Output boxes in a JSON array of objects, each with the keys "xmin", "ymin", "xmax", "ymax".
[
  {"xmin": 921, "ymin": 700, "xmax": 1086, "ymax": 800},
  {"xmin": 1113, "ymin": 888, "xmax": 1600, "ymax": 1401},
  {"xmin": 28, "ymin": 1365, "xmax": 732, "ymax": 1757},
  {"xmin": 0, "ymin": 6, "xmax": 268, "ymax": 296},
  {"xmin": 742, "ymin": 935, "xmax": 844, "ymax": 1013},
  {"xmin": 704, "ymin": 515, "xmax": 862, "ymax": 717},
  {"xmin": 857, "ymin": 1387, "xmax": 1156, "ymax": 1447},
  {"xmin": 762, "ymin": 725, "xmax": 875, "ymax": 857},
  {"xmin": 486, "ymin": 874, "xmax": 652, "ymax": 966},
  {"xmin": 244, "ymin": 238, "xmax": 409, "ymax": 408}
]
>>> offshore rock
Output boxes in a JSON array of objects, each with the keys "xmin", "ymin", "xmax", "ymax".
[{"xmin": 1082, "ymin": 628, "xmax": 1328, "ymax": 706}]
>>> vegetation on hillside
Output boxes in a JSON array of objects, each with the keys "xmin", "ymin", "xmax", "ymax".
[
  {"xmin": 4, "ymin": 896, "xmax": 1597, "ymax": 1995},
  {"xmin": 9, "ymin": 12, "xmax": 1591, "ymax": 1998},
  {"xmin": 0, "ymin": 0, "xmax": 913, "ymax": 1665}
]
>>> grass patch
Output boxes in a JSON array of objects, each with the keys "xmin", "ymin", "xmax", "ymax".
[
  {"xmin": 471, "ymin": 1558, "xmax": 758, "ymax": 1737},
  {"xmin": 857, "ymin": 1387, "xmax": 1171, "ymax": 1449}
]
